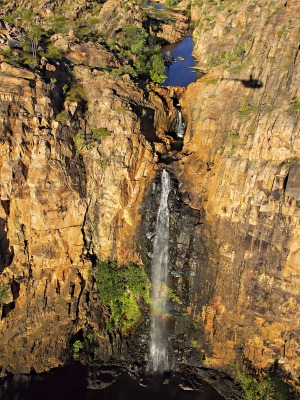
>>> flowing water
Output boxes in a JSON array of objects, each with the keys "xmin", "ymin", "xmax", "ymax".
[
  {"xmin": 174, "ymin": 110, "xmax": 186, "ymax": 138},
  {"xmin": 149, "ymin": 169, "xmax": 171, "ymax": 372}
]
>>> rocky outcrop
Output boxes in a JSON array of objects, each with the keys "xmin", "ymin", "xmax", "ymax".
[
  {"xmin": 172, "ymin": 0, "xmax": 300, "ymax": 390},
  {"xmin": 0, "ymin": 59, "xmax": 87, "ymax": 373},
  {"xmin": 0, "ymin": 12, "xmax": 185, "ymax": 372},
  {"xmin": 0, "ymin": 0, "xmax": 299, "ymax": 395}
]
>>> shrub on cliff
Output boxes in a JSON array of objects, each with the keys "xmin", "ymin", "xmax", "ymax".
[
  {"xmin": 73, "ymin": 131, "xmax": 87, "ymax": 154},
  {"xmin": 165, "ymin": 0, "xmax": 181, "ymax": 8},
  {"xmin": 238, "ymin": 372, "xmax": 289, "ymax": 400},
  {"xmin": 108, "ymin": 24, "xmax": 166, "ymax": 84},
  {"xmin": 91, "ymin": 127, "xmax": 111, "ymax": 140},
  {"xmin": 0, "ymin": 285, "xmax": 9, "ymax": 306},
  {"xmin": 92, "ymin": 260, "xmax": 150, "ymax": 334},
  {"xmin": 72, "ymin": 340, "xmax": 83, "ymax": 359}
]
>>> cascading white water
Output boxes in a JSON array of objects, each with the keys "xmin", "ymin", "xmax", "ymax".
[
  {"xmin": 149, "ymin": 169, "xmax": 171, "ymax": 373},
  {"xmin": 175, "ymin": 110, "xmax": 185, "ymax": 138}
]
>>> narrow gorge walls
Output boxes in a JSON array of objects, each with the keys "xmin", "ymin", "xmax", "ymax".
[
  {"xmin": 172, "ymin": 0, "xmax": 300, "ymax": 389},
  {"xmin": 0, "ymin": 0, "xmax": 299, "ymax": 394},
  {"xmin": 139, "ymin": 168, "xmax": 220, "ymax": 370}
]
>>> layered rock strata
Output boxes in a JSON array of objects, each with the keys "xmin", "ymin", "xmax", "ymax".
[
  {"xmin": 172, "ymin": 0, "xmax": 300, "ymax": 389},
  {"xmin": 0, "ymin": 0, "xmax": 299, "ymax": 395},
  {"xmin": 0, "ymin": 17, "xmax": 184, "ymax": 372}
]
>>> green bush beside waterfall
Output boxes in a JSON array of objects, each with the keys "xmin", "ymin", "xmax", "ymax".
[{"xmin": 92, "ymin": 260, "xmax": 151, "ymax": 334}]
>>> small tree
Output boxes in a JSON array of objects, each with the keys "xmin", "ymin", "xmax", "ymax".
[
  {"xmin": 0, "ymin": 285, "xmax": 9, "ymax": 306},
  {"xmin": 149, "ymin": 53, "xmax": 166, "ymax": 84}
]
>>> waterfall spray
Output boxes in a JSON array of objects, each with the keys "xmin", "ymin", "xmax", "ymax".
[
  {"xmin": 175, "ymin": 110, "xmax": 185, "ymax": 138},
  {"xmin": 149, "ymin": 169, "xmax": 171, "ymax": 373}
]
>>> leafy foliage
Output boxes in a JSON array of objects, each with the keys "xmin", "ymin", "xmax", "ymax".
[
  {"xmin": 107, "ymin": 24, "xmax": 166, "ymax": 84},
  {"xmin": 165, "ymin": 0, "xmax": 180, "ymax": 8},
  {"xmin": 168, "ymin": 288, "xmax": 182, "ymax": 305},
  {"xmin": 91, "ymin": 128, "xmax": 111, "ymax": 139},
  {"xmin": 86, "ymin": 328, "xmax": 95, "ymax": 342},
  {"xmin": 55, "ymin": 110, "xmax": 69, "ymax": 125},
  {"xmin": 0, "ymin": 285, "xmax": 9, "ymax": 306},
  {"xmin": 289, "ymin": 97, "xmax": 300, "ymax": 114},
  {"xmin": 0, "ymin": 48, "xmax": 38, "ymax": 68},
  {"xmin": 65, "ymin": 84, "xmax": 87, "ymax": 103},
  {"xmin": 239, "ymin": 372, "xmax": 286, "ymax": 400},
  {"xmin": 72, "ymin": 340, "xmax": 83, "ymax": 359},
  {"xmin": 93, "ymin": 260, "xmax": 151, "ymax": 333},
  {"xmin": 73, "ymin": 131, "xmax": 87, "ymax": 154}
]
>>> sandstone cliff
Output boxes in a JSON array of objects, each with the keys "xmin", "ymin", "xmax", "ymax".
[
  {"xmin": 173, "ymin": 0, "xmax": 300, "ymax": 389},
  {"xmin": 0, "ymin": 0, "xmax": 299, "ymax": 395},
  {"xmin": 0, "ymin": 0, "xmax": 185, "ymax": 374}
]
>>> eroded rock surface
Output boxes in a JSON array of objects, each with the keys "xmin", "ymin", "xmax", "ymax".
[
  {"xmin": 0, "ymin": 0, "xmax": 299, "ymax": 396},
  {"xmin": 0, "ymin": 5, "xmax": 184, "ymax": 372},
  {"xmin": 172, "ymin": 0, "xmax": 300, "ymax": 390}
]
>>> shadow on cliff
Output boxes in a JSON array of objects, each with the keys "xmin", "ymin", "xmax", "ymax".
[
  {"xmin": 221, "ymin": 73, "xmax": 263, "ymax": 89},
  {"xmin": 0, "ymin": 204, "xmax": 14, "ymax": 273}
]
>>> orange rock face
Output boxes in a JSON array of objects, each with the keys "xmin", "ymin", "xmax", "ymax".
[
  {"xmin": 0, "ymin": 0, "xmax": 299, "ymax": 393},
  {"xmin": 172, "ymin": 0, "xmax": 300, "ymax": 389},
  {"xmin": 0, "ymin": 24, "xmax": 181, "ymax": 373}
]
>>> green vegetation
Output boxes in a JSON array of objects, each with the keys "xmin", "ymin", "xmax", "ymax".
[
  {"xmin": 168, "ymin": 288, "xmax": 182, "ymax": 305},
  {"xmin": 92, "ymin": 260, "xmax": 151, "ymax": 333},
  {"xmin": 74, "ymin": 131, "xmax": 87, "ymax": 154},
  {"xmin": 239, "ymin": 372, "xmax": 275, "ymax": 400},
  {"xmin": 73, "ymin": 126, "xmax": 112, "ymax": 154},
  {"xmin": 40, "ymin": 43, "xmax": 64, "ymax": 61},
  {"xmin": 289, "ymin": 97, "xmax": 300, "ymax": 114},
  {"xmin": 226, "ymin": 129, "xmax": 240, "ymax": 141},
  {"xmin": 107, "ymin": 24, "xmax": 166, "ymax": 84},
  {"xmin": 203, "ymin": 77, "xmax": 219, "ymax": 85},
  {"xmin": 165, "ymin": 0, "xmax": 180, "ymax": 8},
  {"xmin": 226, "ymin": 361, "xmax": 236, "ymax": 369},
  {"xmin": 238, "ymin": 372, "xmax": 291, "ymax": 400},
  {"xmin": 208, "ymin": 44, "xmax": 246, "ymax": 68},
  {"xmin": 72, "ymin": 340, "xmax": 83, "ymax": 359},
  {"xmin": 86, "ymin": 328, "xmax": 95, "ymax": 342},
  {"xmin": 0, "ymin": 285, "xmax": 9, "ymax": 306},
  {"xmin": 55, "ymin": 110, "xmax": 69, "ymax": 125},
  {"xmin": 1, "ymin": 3, "xmax": 168, "ymax": 84},
  {"xmin": 0, "ymin": 48, "xmax": 38, "ymax": 68},
  {"xmin": 91, "ymin": 128, "xmax": 112, "ymax": 139},
  {"xmin": 65, "ymin": 84, "xmax": 87, "ymax": 104},
  {"xmin": 0, "ymin": 4, "xmax": 103, "ymax": 67},
  {"xmin": 237, "ymin": 100, "xmax": 257, "ymax": 118},
  {"xmin": 192, "ymin": 320, "xmax": 200, "ymax": 328},
  {"xmin": 191, "ymin": 339, "xmax": 198, "ymax": 346},
  {"xmin": 2, "ymin": 8, "xmax": 34, "ymax": 29},
  {"xmin": 1, "ymin": 9, "xmax": 47, "ymax": 67}
]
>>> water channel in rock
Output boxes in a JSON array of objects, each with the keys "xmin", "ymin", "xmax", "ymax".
[
  {"xmin": 162, "ymin": 36, "xmax": 203, "ymax": 87},
  {"xmin": 149, "ymin": 169, "xmax": 171, "ymax": 372},
  {"xmin": 146, "ymin": 1, "xmax": 164, "ymax": 9}
]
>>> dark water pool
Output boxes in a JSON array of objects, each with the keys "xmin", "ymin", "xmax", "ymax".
[
  {"xmin": 162, "ymin": 36, "xmax": 202, "ymax": 87},
  {"xmin": 147, "ymin": 1, "xmax": 164, "ymax": 10},
  {"xmin": 0, "ymin": 364, "xmax": 225, "ymax": 400}
]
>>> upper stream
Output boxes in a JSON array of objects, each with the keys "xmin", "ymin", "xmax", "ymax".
[
  {"xmin": 162, "ymin": 36, "xmax": 202, "ymax": 87},
  {"xmin": 146, "ymin": 1, "xmax": 164, "ymax": 9}
]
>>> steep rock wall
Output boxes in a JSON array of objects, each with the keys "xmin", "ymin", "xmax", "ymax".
[
  {"xmin": 0, "ymin": 60, "xmax": 184, "ymax": 376},
  {"xmin": 174, "ymin": 0, "xmax": 300, "ymax": 388},
  {"xmin": 0, "ymin": 0, "xmax": 192, "ymax": 374}
]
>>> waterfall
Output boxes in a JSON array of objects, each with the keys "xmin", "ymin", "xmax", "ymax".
[
  {"xmin": 175, "ymin": 110, "xmax": 185, "ymax": 138},
  {"xmin": 149, "ymin": 169, "xmax": 171, "ymax": 373}
]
